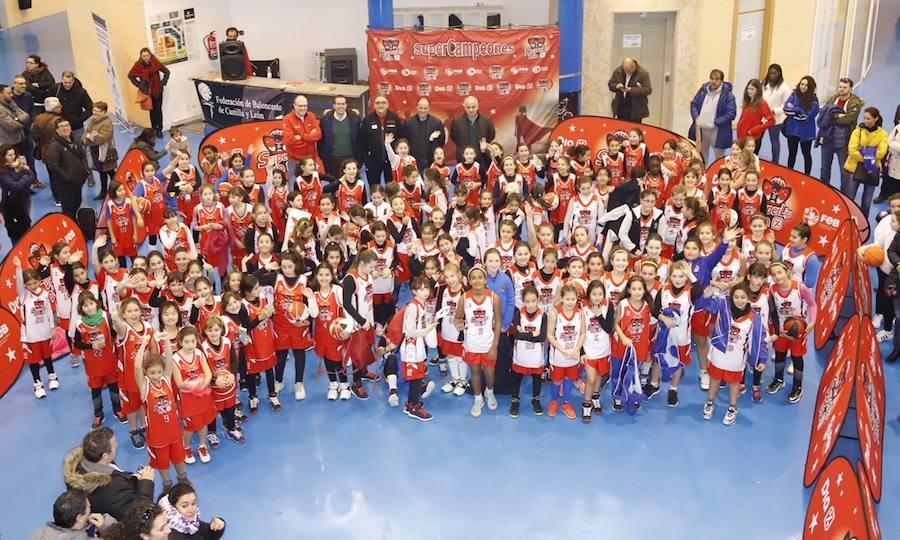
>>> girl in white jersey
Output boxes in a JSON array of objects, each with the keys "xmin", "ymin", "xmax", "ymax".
[
  {"xmin": 547, "ymin": 285, "xmax": 586, "ymax": 420},
  {"xmin": 454, "ymin": 266, "xmax": 502, "ymax": 418},
  {"xmin": 767, "ymin": 262, "xmax": 817, "ymax": 404},
  {"xmin": 91, "ymin": 236, "xmax": 128, "ymax": 315},
  {"xmin": 508, "ymin": 242, "xmax": 537, "ymax": 309},
  {"xmin": 400, "ymin": 277, "xmax": 440, "ymax": 421},
  {"xmin": 581, "ymin": 280, "xmax": 615, "ymax": 422},
  {"xmin": 562, "ymin": 176, "xmax": 604, "ymax": 246},
  {"xmin": 745, "ymin": 263, "xmax": 774, "ymax": 403},
  {"xmin": 509, "ymin": 286, "xmax": 547, "ymax": 418},
  {"xmin": 438, "ymin": 264, "xmax": 468, "ymax": 396},
  {"xmin": 341, "ymin": 249, "xmax": 379, "ymax": 400},
  {"xmin": 15, "ymin": 258, "xmax": 59, "ymax": 398},
  {"xmin": 49, "ymin": 242, "xmax": 83, "ymax": 367}
]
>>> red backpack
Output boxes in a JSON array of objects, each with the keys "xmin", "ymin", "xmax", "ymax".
[{"xmin": 384, "ymin": 303, "xmax": 412, "ymax": 346}]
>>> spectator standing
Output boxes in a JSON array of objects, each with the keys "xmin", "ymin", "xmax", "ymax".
[
  {"xmin": 21, "ymin": 54, "xmax": 55, "ymax": 113},
  {"xmin": 688, "ymin": 69, "xmax": 736, "ymax": 164},
  {"xmin": 32, "ymin": 96, "xmax": 61, "ymax": 199},
  {"xmin": 128, "ymin": 48, "xmax": 170, "ymax": 138},
  {"xmin": 450, "ymin": 96, "xmax": 496, "ymax": 162},
  {"xmin": 52, "ymin": 71, "xmax": 93, "ymax": 137},
  {"xmin": 817, "ymin": 77, "xmax": 864, "ymax": 188},
  {"xmin": 360, "ymin": 95, "xmax": 403, "ymax": 186},
  {"xmin": 874, "ymin": 104, "xmax": 900, "ymax": 203},
  {"xmin": 128, "ymin": 128, "xmax": 167, "ymax": 162},
  {"xmin": 29, "ymin": 488, "xmax": 117, "ymax": 540},
  {"xmin": 608, "ymin": 57, "xmax": 652, "ymax": 123},
  {"xmin": 318, "ymin": 95, "xmax": 361, "ymax": 175},
  {"xmin": 12, "ymin": 75, "xmax": 36, "ymax": 172},
  {"xmin": 282, "ymin": 95, "xmax": 323, "ymax": 175},
  {"xmin": 44, "ymin": 118, "xmax": 89, "ymax": 219},
  {"xmin": 737, "ymin": 78, "xmax": 775, "ymax": 151},
  {"xmin": 843, "ymin": 107, "xmax": 888, "ymax": 218},
  {"xmin": 783, "ymin": 76, "xmax": 819, "ymax": 175},
  {"xmin": 404, "ymin": 97, "xmax": 446, "ymax": 170},
  {"xmin": 762, "ymin": 63, "xmax": 791, "ymax": 163},
  {"xmin": 63, "ymin": 427, "xmax": 156, "ymax": 521},
  {"xmin": 224, "ymin": 26, "xmax": 253, "ymax": 78},
  {"xmin": 0, "ymin": 84, "xmax": 30, "ymax": 153},
  {"xmin": 83, "ymin": 101, "xmax": 117, "ymax": 200},
  {"xmin": 0, "ymin": 144, "xmax": 35, "ymax": 242},
  {"xmin": 862, "ymin": 196, "xmax": 900, "ymax": 343}
]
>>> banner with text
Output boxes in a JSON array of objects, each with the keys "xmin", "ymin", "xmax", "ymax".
[
  {"xmin": 804, "ymin": 457, "xmax": 872, "ymax": 539},
  {"xmin": 197, "ymin": 120, "xmax": 287, "ymax": 184},
  {"xmin": 368, "ymin": 27, "xmax": 560, "ymax": 156},
  {"xmin": 194, "ymin": 79, "xmax": 284, "ymax": 128},
  {"xmin": 814, "ymin": 219, "xmax": 853, "ymax": 349}
]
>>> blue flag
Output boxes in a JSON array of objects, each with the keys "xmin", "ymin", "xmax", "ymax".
[
  {"xmin": 651, "ymin": 307, "xmax": 688, "ymax": 382},
  {"xmin": 612, "ymin": 346, "xmax": 647, "ymax": 415}
]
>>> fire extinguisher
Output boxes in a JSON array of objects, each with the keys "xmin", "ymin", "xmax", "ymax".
[{"xmin": 204, "ymin": 31, "xmax": 218, "ymax": 60}]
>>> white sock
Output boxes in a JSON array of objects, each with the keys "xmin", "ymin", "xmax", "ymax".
[
  {"xmin": 484, "ymin": 387, "xmax": 494, "ymax": 397},
  {"xmin": 640, "ymin": 362, "xmax": 651, "ymax": 376},
  {"xmin": 447, "ymin": 356, "xmax": 460, "ymax": 379},
  {"xmin": 474, "ymin": 394, "xmax": 483, "ymax": 402},
  {"xmin": 386, "ymin": 374, "xmax": 398, "ymax": 391},
  {"xmin": 457, "ymin": 359, "xmax": 469, "ymax": 380}
]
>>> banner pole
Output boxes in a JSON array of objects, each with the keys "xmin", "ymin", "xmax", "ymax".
[{"xmin": 558, "ymin": 0, "xmax": 583, "ymax": 118}]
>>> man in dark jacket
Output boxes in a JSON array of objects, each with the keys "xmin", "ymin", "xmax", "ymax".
[
  {"xmin": 608, "ymin": 58, "xmax": 652, "ymax": 122},
  {"xmin": 817, "ymin": 77, "xmax": 864, "ymax": 188},
  {"xmin": 63, "ymin": 427, "xmax": 155, "ymax": 522},
  {"xmin": 52, "ymin": 72, "xmax": 93, "ymax": 135},
  {"xmin": 318, "ymin": 95, "xmax": 362, "ymax": 176},
  {"xmin": 405, "ymin": 97, "xmax": 445, "ymax": 171},
  {"xmin": 450, "ymin": 96, "xmax": 495, "ymax": 162},
  {"xmin": 359, "ymin": 95, "xmax": 403, "ymax": 186},
  {"xmin": 688, "ymin": 69, "xmax": 737, "ymax": 164},
  {"xmin": 12, "ymin": 75, "xmax": 36, "ymax": 172},
  {"xmin": 44, "ymin": 118, "xmax": 89, "ymax": 218}
]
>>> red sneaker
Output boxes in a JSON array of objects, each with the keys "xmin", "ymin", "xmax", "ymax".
[
  {"xmin": 184, "ymin": 448, "xmax": 196, "ymax": 465},
  {"xmin": 351, "ymin": 383, "xmax": 369, "ymax": 400},
  {"xmin": 198, "ymin": 446, "xmax": 211, "ymax": 463},
  {"xmin": 547, "ymin": 400, "xmax": 559, "ymax": 417}
]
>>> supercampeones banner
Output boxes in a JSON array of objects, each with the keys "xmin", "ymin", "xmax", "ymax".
[
  {"xmin": 368, "ymin": 28, "xmax": 560, "ymax": 155},
  {"xmin": 0, "ymin": 214, "xmax": 85, "ymax": 399},
  {"xmin": 197, "ymin": 120, "xmax": 287, "ymax": 185}
]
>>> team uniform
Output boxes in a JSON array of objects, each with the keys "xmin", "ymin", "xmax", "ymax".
[
  {"xmin": 453, "ymin": 162, "xmax": 482, "ymax": 206},
  {"xmin": 462, "ymin": 291, "xmax": 496, "ymax": 366},
  {"xmin": 272, "ymin": 275, "xmax": 314, "ymax": 351},
  {"xmin": 534, "ymin": 269, "xmax": 562, "ymax": 313},
  {"xmin": 75, "ymin": 314, "xmax": 117, "ymax": 389},
  {"xmin": 160, "ymin": 221, "xmax": 197, "ymax": 271},
  {"xmin": 117, "ymin": 322, "xmax": 156, "ymax": 415},
  {"xmin": 438, "ymin": 286, "xmax": 465, "ymax": 359},
  {"xmin": 512, "ymin": 307, "xmax": 546, "ymax": 375},
  {"xmin": 105, "ymin": 199, "xmax": 139, "ymax": 258},
  {"xmin": 623, "ymin": 142, "xmax": 647, "ymax": 178},
  {"xmin": 660, "ymin": 200, "xmax": 685, "ymax": 259},
  {"xmin": 548, "ymin": 172, "xmax": 576, "ymax": 226},
  {"xmin": 134, "ymin": 177, "xmax": 167, "ymax": 237},
  {"xmin": 243, "ymin": 298, "xmax": 277, "ymax": 374},
  {"xmin": 336, "ymin": 180, "xmax": 366, "ymax": 215},
  {"xmin": 21, "ymin": 284, "xmax": 56, "ymax": 366},
  {"xmin": 400, "ymin": 298, "xmax": 428, "ymax": 381},
  {"xmin": 781, "ymin": 246, "xmax": 817, "ymax": 284},
  {"xmin": 226, "ymin": 204, "xmax": 253, "ymax": 269},
  {"xmin": 143, "ymin": 377, "xmax": 186, "ymax": 470},
  {"xmin": 564, "ymin": 192, "xmax": 604, "ymax": 245},
  {"xmin": 297, "ymin": 173, "xmax": 325, "ymax": 214},
  {"xmin": 770, "ymin": 280, "xmax": 811, "ymax": 356},
  {"xmin": 202, "ymin": 337, "xmax": 237, "ymax": 412},
  {"xmin": 549, "ymin": 307, "xmax": 583, "ymax": 382},
  {"xmin": 508, "ymin": 263, "xmax": 537, "ymax": 309},
  {"xmin": 583, "ymin": 301, "xmax": 612, "ymax": 376},
  {"xmin": 173, "ymin": 349, "xmax": 217, "ymax": 432}
]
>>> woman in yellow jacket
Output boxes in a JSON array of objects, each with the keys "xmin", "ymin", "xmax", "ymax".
[{"xmin": 843, "ymin": 107, "xmax": 889, "ymax": 217}]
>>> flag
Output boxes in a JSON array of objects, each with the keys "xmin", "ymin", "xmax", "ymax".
[
  {"xmin": 612, "ymin": 346, "xmax": 647, "ymax": 415},
  {"xmin": 651, "ymin": 306, "xmax": 689, "ymax": 382}
]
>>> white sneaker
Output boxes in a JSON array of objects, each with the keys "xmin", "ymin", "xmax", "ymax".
[
  {"xmin": 723, "ymin": 407, "xmax": 738, "ymax": 426},
  {"xmin": 339, "ymin": 383, "xmax": 351, "ymax": 400},
  {"xmin": 702, "ymin": 400, "xmax": 715, "ymax": 420},
  {"xmin": 872, "ymin": 314, "xmax": 883, "ymax": 328},
  {"xmin": 48, "ymin": 375, "xmax": 60, "ymax": 391},
  {"xmin": 471, "ymin": 397, "xmax": 484, "ymax": 418},
  {"xmin": 294, "ymin": 382, "xmax": 306, "ymax": 401},
  {"xmin": 484, "ymin": 388, "xmax": 498, "ymax": 411},
  {"xmin": 453, "ymin": 381, "xmax": 468, "ymax": 397},
  {"xmin": 274, "ymin": 381, "xmax": 284, "ymax": 394},
  {"xmin": 877, "ymin": 329, "xmax": 893, "ymax": 343},
  {"xmin": 388, "ymin": 390, "xmax": 399, "ymax": 407},
  {"xmin": 421, "ymin": 381, "xmax": 436, "ymax": 400},
  {"xmin": 441, "ymin": 380, "xmax": 456, "ymax": 393},
  {"xmin": 34, "ymin": 382, "xmax": 47, "ymax": 399},
  {"xmin": 269, "ymin": 396, "xmax": 282, "ymax": 411},
  {"xmin": 326, "ymin": 382, "xmax": 338, "ymax": 401},
  {"xmin": 699, "ymin": 370, "xmax": 710, "ymax": 391}
]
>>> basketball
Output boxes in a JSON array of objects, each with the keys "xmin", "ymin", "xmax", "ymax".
[
  {"xmin": 861, "ymin": 245, "xmax": 885, "ymax": 267},
  {"xmin": 543, "ymin": 192, "xmax": 559, "ymax": 210},
  {"xmin": 783, "ymin": 316, "xmax": 807, "ymax": 338}
]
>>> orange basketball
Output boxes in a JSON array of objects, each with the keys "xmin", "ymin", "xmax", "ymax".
[
  {"xmin": 861, "ymin": 245, "xmax": 885, "ymax": 267},
  {"xmin": 783, "ymin": 316, "xmax": 807, "ymax": 339}
]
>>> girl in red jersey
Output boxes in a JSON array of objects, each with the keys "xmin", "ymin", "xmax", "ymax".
[
  {"xmin": 236, "ymin": 167, "xmax": 262, "ymax": 204},
  {"xmin": 201, "ymin": 315, "xmax": 245, "ymax": 446},
  {"xmin": 244, "ymin": 203, "xmax": 278, "ymax": 255},
  {"xmin": 220, "ymin": 291, "xmax": 249, "ymax": 397},
  {"xmin": 225, "ymin": 186, "xmax": 253, "ymax": 269},
  {"xmin": 385, "ymin": 133, "xmax": 418, "ymax": 183},
  {"xmin": 494, "ymin": 219, "xmax": 518, "ymax": 273},
  {"xmin": 767, "ymin": 261, "xmax": 817, "ymax": 404},
  {"xmin": 455, "ymin": 266, "xmax": 502, "ymax": 418},
  {"xmin": 547, "ymin": 156, "xmax": 576, "ymax": 233},
  {"xmin": 623, "ymin": 127, "xmax": 648, "ymax": 177},
  {"xmin": 267, "ymin": 251, "xmax": 315, "ymax": 401},
  {"xmin": 341, "ymin": 249, "xmax": 379, "ymax": 399},
  {"xmin": 222, "ymin": 148, "xmax": 253, "ymax": 195},
  {"xmin": 581, "ymin": 280, "xmax": 615, "ymax": 421},
  {"xmin": 422, "ymin": 168, "xmax": 449, "ymax": 221},
  {"xmin": 133, "ymin": 161, "xmax": 167, "ymax": 245},
  {"xmin": 265, "ymin": 168, "xmax": 291, "ymax": 238},
  {"xmin": 91, "ymin": 237, "xmax": 128, "ymax": 314},
  {"xmin": 452, "ymin": 145, "xmax": 483, "ymax": 206},
  {"xmin": 200, "ymin": 144, "xmax": 227, "ymax": 185},
  {"xmin": 111, "ymin": 297, "xmax": 157, "ymax": 449},
  {"xmin": 399, "ymin": 166, "xmax": 427, "ymax": 224},
  {"xmin": 709, "ymin": 169, "xmax": 738, "ymax": 231},
  {"xmin": 409, "ymin": 222, "xmax": 441, "ymax": 277},
  {"xmin": 660, "ymin": 139, "xmax": 684, "ymax": 185},
  {"xmin": 240, "ymin": 274, "xmax": 279, "ymax": 413},
  {"xmin": 508, "ymin": 285, "xmax": 546, "ymax": 418},
  {"xmin": 544, "ymin": 138, "xmax": 563, "ymax": 175},
  {"xmin": 310, "ymin": 263, "xmax": 350, "ymax": 400},
  {"xmin": 168, "ymin": 150, "xmax": 201, "ymax": 221},
  {"xmin": 171, "ymin": 327, "xmax": 216, "ymax": 464},
  {"xmin": 546, "ymin": 285, "xmax": 586, "ymax": 420},
  {"xmin": 610, "ymin": 277, "xmax": 656, "ymax": 412},
  {"xmin": 515, "ymin": 143, "xmax": 544, "ymax": 194},
  {"xmin": 16, "ymin": 258, "xmax": 59, "ymax": 399},
  {"xmin": 430, "ymin": 146, "xmax": 451, "ymax": 182},
  {"xmin": 335, "ymin": 160, "xmax": 366, "ymax": 217},
  {"xmin": 188, "ymin": 277, "xmax": 220, "ymax": 332},
  {"xmin": 643, "ymin": 155, "xmax": 671, "ymax": 208},
  {"xmin": 164, "ymin": 209, "xmax": 199, "ymax": 272},
  {"xmin": 736, "ymin": 171, "xmax": 766, "ymax": 228},
  {"xmin": 295, "ymin": 156, "xmax": 335, "ymax": 213},
  {"xmin": 73, "ymin": 291, "xmax": 121, "ymax": 427},
  {"xmin": 133, "ymin": 334, "xmax": 189, "ymax": 489},
  {"xmin": 437, "ymin": 264, "xmax": 467, "ymax": 395},
  {"xmin": 105, "ymin": 180, "xmax": 145, "ymax": 264}
]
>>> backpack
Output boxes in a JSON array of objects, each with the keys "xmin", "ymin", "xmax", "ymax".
[
  {"xmin": 76, "ymin": 207, "xmax": 96, "ymax": 239},
  {"xmin": 384, "ymin": 303, "xmax": 411, "ymax": 346}
]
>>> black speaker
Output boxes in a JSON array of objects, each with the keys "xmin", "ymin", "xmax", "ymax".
[
  {"xmin": 219, "ymin": 41, "xmax": 247, "ymax": 81},
  {"xmin": 18, "ymin": 0, "xmax": 32, "ymax": 8}
]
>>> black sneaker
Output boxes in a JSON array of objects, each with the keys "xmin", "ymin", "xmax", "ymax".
[
  {"xmin": 581, "ymin": 402, "xmax": 592, "ymax": 424},
  {"xmin": 428, "ymin": 356, "xmax": 441, "ymax": 366},
  {"xmin": 667, "ymin": 389, "xmax": 679, "ymax": 407},
  {"xmin": 531, "ymin": 397, "xmax": 544, "ymax": 416},
  {"xmin": 351, "ymin": 383, "xmax": 370, "ymax": 400},
  {"xmin": 766, "ymin": 379, "xmax": 785, "ymax": 395},
  {"xmin": 787, "ymin": 386, "xmax": 803, "ymax": 404},
  {"xmin": 643, "ymin": 384, "xmax": 660, "ymax": 399},
  {"xmin": 613, "ymin": 399, "xmax": 623, "ymax": 412},
  {"xmin": 115, "ymin": 411, "xmax": 127, "ymax": 424},
  {"xmin": 508, "ymin": 398, "xmax": 520, "ymax": 419},
  {"xmin": 130, "ymin": 430, "xmax": 145, "ymax": 450},
  {"xmin": 885, "ymin": 350, "xmax": 900, "ymax": 363},
  {"xmin": 599, "ymin": 375, "xmax": 610, "ymax": 391}
]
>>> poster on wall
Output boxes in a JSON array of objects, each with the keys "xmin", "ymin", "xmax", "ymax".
[
  {"xmin": 148, "ymin": 10, "xmax": 189, "ymax": 65},
  {"xmin": 92, "ymin": 13, "xmax": 127, "ymax": 120},
  {"xmin": 182, "ymin": 8, "xmax": 201, "ymax": 59},
  {"xmin": 368, "ymin": 27, "xmax": 560, "ymax": 157}
]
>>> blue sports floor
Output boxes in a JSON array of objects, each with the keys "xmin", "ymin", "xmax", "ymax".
[{"xmin": 1, "ymin": 10, "xmax": 899, "ymax": 540}]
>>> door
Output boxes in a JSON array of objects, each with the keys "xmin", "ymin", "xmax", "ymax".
[
  {"xmin": 732, "ymin": 0, "xmax": 767, "ymax": 102},
  {"xmin": 612, "ymin": 12, "xmax": 676, "ymax": 128}
]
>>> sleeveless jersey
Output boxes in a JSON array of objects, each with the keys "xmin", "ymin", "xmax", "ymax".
[
  {"xmin": 22, "ymin": 286, "xmax": 54, "ymax": 342},
  {"xmin": 749, "ymin": 286, "xmax": 770, "ymax": 326},
  {"xmin": 106, "ymin": 199, "xmax": 136, "ymax": 248},
  {"xmin": 509, "ymin": 263, "xmax": 536, "ymax": 308},
  {"xmin": 623, "ymin": 143, "xmax": 647, "ymax": 177},
  {"xmin": 392, "ymin": 155, "xmax": 418, "ymax": 184},
  {"xmin": 643, "ymin": 174, "xmax": 667, "ymax": 206},
  {"xmin": 513, "ymin": 308, "xmax": 545, "ymax": 369},
  {"xmin": 76, "ymin": 315, "xmax": 116, "ymax": 377},
  {"xmin": 567, "ymin": 193, "xmax": 602, "ymax": 243},
  {"xmin": 297, "ymin": 173, "xmax": 324, "ymax": 213},
  {"xmin": 202, "ymin": 337, "xmax": 237, "ymax": 408},
  {"xmin": 711, "ymin": 311, "xmax": 756, "ymax": 372},
  {"xmin": 599, "ymin": 152, "xmax": 625, "ymax": 187},
  {"xmin": 737, "ymin": 188, "xmax": 764, "ymax": 226},
  {"xmin": 495, "ymin": 240, "xmax": 516, "ymax": 272},
  {"xmin": 781, "ymin": 246, "xmax": 816, "ymax": 283},
  {"xmin": 516, "ymin": 160, "xmax": 539, "ymax": 193},
  {"xmin": 401, "ymin": 299, "xmax": 427, "ymax": 363},
  {"xmin": 173, "ymin": 166, "xmax": 200, "ymax": 219},
  {"xmin": 551, "ymin": 307, "xmax": 582, "ymax": 367},
  {"xmin": 173, "ymin": 348, "xmax": 213, "ymax": 419},
  {"xmin": 272, "ymin": 275, "xmax": 313, "ymax": 348},
  {"xmin": 430, "ymin": 162, "xmax": 451, "ymax": 181},
  {"xmin": 368, "ymin": 240, "xmax": 396, "ymax": 295},
  {"xmin": 195, "ymin": 296, "xmax": 221, "ymax": 333},
  {"xmin": 142, "ymin": 378, "xmax": 180, "ymax": 447},
  {"xmin": 661, "ymin": 200, "xmax": 685, "ymax": 248},
  {"xmin": 440, "ymin": 286, "xmax": 464, "ymax": 343},
  {"xmin": 659, "ymin": 285, "xmax": 694, "ymax": 342},
  {"xmin": 243, "ymin": 298, "xmax": 276, "ymax": 372},
  {"xmin": 565, "ymin": 243, "xmax": 597, "ymax": 263},
  {"xmin": 611, "ymin": 300, "xmax": 652, "ymax": 361},
  {"xmin": 226, "ymin": 205, "xmax": 253, "ymax": 252},
  {"xmin": 710, "ymin": 251, "xmax": 743, "ymax": 295},
  {"xmin": 550, "ymin": 172, "xmax": 576, "ymax": 224},
  {"xmin": 161, "ymin": 222, "xmax": 195, "ymax": 271},
  {"xmin": 346, "ymin": 269, "xmax": 375, "ymax": 328},
  {"xmin": 312, "ymin": 286, "xmax": 345, "ymax": 357},
  {"xmin": 337, "ymin": 180, "xmax": 366, "ymax": 214},
  {"xmin": 388, "ymin": 214, "xmax": 417, "ymax": 254},
  {"xmin": 117, "ymin": 322, "xmax": 154, "ymax": 392},
  {"xmin": 268, "ymin": 185, "xmax": 290, "ymax": 236},
  {"xmin": 455, "ymin": 162, "xmax": 482, "ymax": 206},
  {"xmin": 534, "ymin": 269, "xmax": 562, "ymax": 312},
  {"xmin": 49, "ymin": 263, "xmax": 71, "ymax": 319},
  {"xmin": 137, "ymin": 177, "xmax": 166, "ymax": 235},
  {"xmin": 603, "ymin": 271, "xmax": 630, "ymax": 304},
  {"xmin": 463, "ymin": 290, "xmax": 495, "ymax": 353},
  {"xmin": 771, "ymin": 280, "xmax": 807, "ymax": 323},
  {"xmin": 583, "ymin": 301, "xmax": 611, "ymax": 360}
]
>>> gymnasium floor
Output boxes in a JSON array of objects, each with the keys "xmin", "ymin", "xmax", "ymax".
[{"xmin": 0, "ymin": 10, "xmax": 898, "ymax": 540}]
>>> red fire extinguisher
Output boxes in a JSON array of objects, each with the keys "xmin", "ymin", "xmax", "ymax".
[{"xmin": 204, "ymin": 31, "xmax": 218, "ymax": 60}]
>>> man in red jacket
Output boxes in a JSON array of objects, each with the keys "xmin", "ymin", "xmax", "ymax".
[{"xmin": 283, "ymin": 95, "xmax": 323, "ymax": 175}]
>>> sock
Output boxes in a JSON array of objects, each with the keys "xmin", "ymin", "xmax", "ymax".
[
  {"xmin": 386, "ymin": 374, "xmax": 398, "ymax": 391},
  {"xmin": 474, "ymin": 394, "xmax": 484, "ymax": 402},
  {"xmin": 561, "ymin": 380, "xmax": 572, "ymax": 404},
  {"xmin": 447, "ymin": 356, "xmax": 460, "ymax": 380},
  {"xmin": 91, "ymin": 388, "xmax": 103, "ymax": 416},
  {"xmin": 551, "ymin": 382, "xmax": 561, "ymax": 403},
  {"xmin": 670, "ymin": 385, "xmax": 678, "ymax": 392},
  {"xmin": 640, "ymin": 362, "xmax": 651, "ymax": 377},
  {"xmin": 457, "ymin": 359, "xmax": 469, "ymax": 381}
]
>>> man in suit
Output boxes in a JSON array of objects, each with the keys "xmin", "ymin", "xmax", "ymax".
[
  {"xmin": 360, "ymin": 95, "xmax": 403, "ymax": 186},
  {"xmin": 608, "ymin": 58, "xmax": 652, "ymax": 123},
  {"xmin": 449, "ymin": 96, "xmax": 495, "ymax": 162}
]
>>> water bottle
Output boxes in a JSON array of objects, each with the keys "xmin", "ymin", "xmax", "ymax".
[{"xmin": 266, "ymin": 65, "xmax": 272, "ymax": 78}]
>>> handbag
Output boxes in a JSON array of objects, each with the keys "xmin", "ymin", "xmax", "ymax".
[
  {"xmin": 103, "ymin": 146, "xmax": 119, "ymax": 164},
  {"xmin": 854, "ymin": 162, "xmax": 879, "ymax": 186},
  {"xmin": 136, "ymin": 90, "xmax": 153, "ymax": 111}
]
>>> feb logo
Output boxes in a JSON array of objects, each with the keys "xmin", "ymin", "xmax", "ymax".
[
  {"xmin": 803, "ymin": 207, "xmax": 821, "ymax": 226},
  {"xmin": 457, "ymin": 82, "xmax": 471, "ymax": 96},
  {"xmin": 762, "ymin": 175, "xmax": 794, "ymax": 231},
  {"xmin": 379, "ymin": 37, "xmax": 403, "ymax": 61},
  {"xmin": 489, "ymin": 65, "xmax": 504, "ymax": 80},
  {"xmin": 417, "ymin": 83, "xmax": 431, "ymax": 97},
  {"xmin": 424, "ymin": 67, "xmax": 438, "ymax": 81},
  {"xmin": 377, "ymin": 81, "xmax": 392, "ymax": 96},
  {"xmin": 537, "ymin": 78, "xmax": 553, "ymax": 93},
  {"xmin": 524, "ymin": 35, "xmax": 548, "ymax": 60},
  {"xmin": 497, "ymin": 82, "xmax": 511, "ymax": 96}
]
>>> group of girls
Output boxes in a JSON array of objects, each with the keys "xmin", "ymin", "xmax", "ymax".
[{"xmin": 19, "ymin": 126, "xmax": 819, "ymax": 487}]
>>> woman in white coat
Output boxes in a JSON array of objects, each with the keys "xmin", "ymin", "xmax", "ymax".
[
  {"xmin": 762, "ymin": 63, "xmax": 791, "ymax": 164},
  {"xmin": 875, "ymin": 105, "xmax": 900, "ymax": 202}
]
